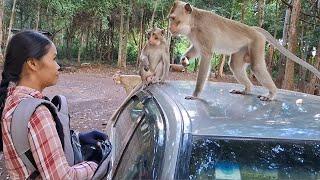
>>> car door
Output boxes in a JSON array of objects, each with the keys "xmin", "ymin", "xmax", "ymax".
[{"xmin": 111, "ymin": 92, "xmax": 166, "ymax": 179}]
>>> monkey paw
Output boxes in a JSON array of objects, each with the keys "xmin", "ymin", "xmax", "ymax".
[
  {"xmin": 185, "ymin": 95, "xmax": 198, "ymax": 100},
  {"xmin": 257, "ymin": 95, "xmax": 273, "ymax": 101},
  {"xmin": 229, "ymin": 89, "xmax": 248, "ymax": 95}
]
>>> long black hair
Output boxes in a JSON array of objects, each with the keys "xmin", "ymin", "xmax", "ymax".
[{"xmin": 0, "ymin": 30, "xmax": 52, "ymax": 151}]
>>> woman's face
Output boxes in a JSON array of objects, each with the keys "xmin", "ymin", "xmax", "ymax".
[{"xmin": 36, "ymin": 43, "xmax": 60, "ymax": 89}]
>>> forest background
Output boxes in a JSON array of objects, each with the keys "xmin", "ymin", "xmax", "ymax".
[{"xmin": 0, "ymin": 0, "xmax": 319, "ymax": 94}]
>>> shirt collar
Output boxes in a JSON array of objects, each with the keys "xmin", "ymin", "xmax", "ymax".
[{"xmin": 9, "ymin": 83, "xmax": 44, "ymax": 99}]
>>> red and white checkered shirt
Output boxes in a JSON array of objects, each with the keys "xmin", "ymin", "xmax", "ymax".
[{"xmin": 1, "ymin": 85, "xmax": 98, "ymax": 179}]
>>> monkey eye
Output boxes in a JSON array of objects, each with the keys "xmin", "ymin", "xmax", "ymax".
[{"xmin": 169, "ymin": 16, "xmax": 175, "ymax": 21}]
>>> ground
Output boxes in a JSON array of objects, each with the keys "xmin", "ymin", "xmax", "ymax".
[{"xmin": 0, "ymin": 64, "xmax": 239, "ymax": 178}]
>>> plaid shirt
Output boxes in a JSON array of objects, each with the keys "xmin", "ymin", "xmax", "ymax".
[{"xmin": 1, "ymin": 85, "xmax": 98, "ymax": 179}]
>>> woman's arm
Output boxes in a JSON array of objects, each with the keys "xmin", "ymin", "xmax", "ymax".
[{"xmin": 27, "ymin": 105, "xmax": 98, "ymax": 179}]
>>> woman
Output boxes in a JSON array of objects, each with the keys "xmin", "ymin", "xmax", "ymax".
[{"xmin": 0, "ymin": 31, "xmax": 105, "ymax": 179}]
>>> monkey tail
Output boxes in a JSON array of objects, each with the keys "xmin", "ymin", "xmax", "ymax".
[{"xmin": 254, "ymin": 27, "xmax": 320, "ymax": 79}]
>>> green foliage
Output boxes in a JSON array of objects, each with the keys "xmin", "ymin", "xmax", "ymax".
[
  {"xmin": 186, "ymin": 59, "xmax": 195, "ymax": 72},
  {"xmin": 127, "ymin": 41, "xmax": 138, "ymax": 65},
  {"xmin": 173, "ymin": 36, "xmax": 190, "ymax": 58}
]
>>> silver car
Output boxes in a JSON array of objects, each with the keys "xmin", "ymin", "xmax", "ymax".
[{"xmin": 107, "ymin": 81, "xmax": 320, "ymax": 180}]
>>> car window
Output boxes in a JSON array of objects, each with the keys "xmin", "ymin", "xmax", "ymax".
[
  {"xmin": 113, "ymin": 98, "xmax": 165, "ymax": 180},
  {"xmin": 113, "ymin": 96, "xmax": 144, "ymax": 160},
  {"xmin": 188, "ymin": 136, "xmax": 320, "ymax": 180}
]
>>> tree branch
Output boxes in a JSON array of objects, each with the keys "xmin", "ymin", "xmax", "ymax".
[{"xmin": 299, "ymin": 17, "xmax": 319, "ymax": 26}]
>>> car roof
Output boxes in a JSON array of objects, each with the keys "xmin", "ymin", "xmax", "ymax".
[{"xmin": 149, "ymin": 81, "xmax": 320, "ymax": 141}]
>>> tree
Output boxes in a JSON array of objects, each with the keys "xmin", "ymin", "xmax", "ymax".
[
  {"xmin": 149, "ymin": 0, "xmax": 160, "ymax": 28},
  {"xmin": 258, "ymin": 0, "xmax": 266, "ymax": 27},
  {"xmin": 35, "ymin": 1, "xmax": 40, "ymax": 30},
  {"xmin": 217, "ymin": 0, "xmax": 236, "ymax": 77},
  {"xmin": 241, "ymin": 0, "xmax": 248, "ymax": 23},
  {"xmin": 282, "ymin": 0, "xmax": 301, "ymax": 90},
  {"xmin": 117, "ymin": 4, "xmax": 125, "ymax": 68},
  {"xmin": 5, "ymin": 0, "xmax": 17, "ymax": 53},
  {"xmin": 0, "ymin": 0, "xmax": 4, "ymax": 62},
  {"xmin": 266, "ymin": 0, "xmax": 280, "ymax": 73},
  {"xmin": 276, "ymin": 0, "xmax": 292, "ymax": 86}
]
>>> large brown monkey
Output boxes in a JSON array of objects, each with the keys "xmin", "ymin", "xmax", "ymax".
[
  {"xmin": 168, "ymin": 1, "xmax": 320, "ymax": 101},
  {"xmin": 139, "ymin": 27, "xmax": 170, "ymax": 84}
]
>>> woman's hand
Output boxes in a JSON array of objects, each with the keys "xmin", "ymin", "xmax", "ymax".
[{"xmin": 79, "ymin": 130, "xmax": 107, "ymax": 146}]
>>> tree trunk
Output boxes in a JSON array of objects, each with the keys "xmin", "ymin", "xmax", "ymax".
[
  {"xmin": 5, "ymin": 0, "xmax": 17, "ymax": 53},
  {"xmin": 35, "ymin": 2, "xmax": 40, "ymax": 31},
  {"xmin": 282, "ymin": 0, "xmax": 301, "ymax": 90},
  {"xmin": 149, "ymin": 0, "xmax": 159, "ymax": 28},
  {"xmin": 241, "ymin": 0, "xmax": 248, "ymax": 23},
  {"xmin": 194, "ymin": 58, "xmax": 199, "ymax": 72},
  {"xmin": 169, "ymin": 38, "xmax": 175, "ymax": 64},
  {"xmin": 77, "ymin": 32, "xmax": 84, "ymax": 65},
  {"xmin": 230, "ymin": 0, "xmax": 236, "ymax": 20},
  {"xmin": 121, "ymin": 11, "xmax": 130, "ymax": 68},
  {"xmin": 218, "ymin": 0, "xmax": 236, "ymax": 75},
  {"xmin": 217, "ymin": 55, "xmax": 226, "ymax": 77},
  {"xmin": 66, "ymin": 28, "xmax": 74, "ymax": 61},
  {"xmin": 98, "ymin": 19, "xmax": 103, "ymax": 62},
  {"xmin": 258, "ymin": 0, "xmax": 266, "ymax": 27},
  {"xmin": 266, "ymin": 0, "xmax": 279, "ymax": 72},
  {"xmin": 117, "ymin": 2, "xmax": 131, "ymax": 69},
  {"xmin": 117, "ymin": 5, "xmax": 124, "ymax": 68},
  {"xmin": 305, "ymin": 42, "xmax": 320, "ymax": 94},
  {"xmin": 136, "ymin": 8, "xmax": 144, "ymax": 67},
  {"xmin": 297, "ymin": 24, "xmax": 307, "ymax": 91},
  {"xmin": 0, "ymin": 0, "xmax": 4, "ymax": 62},
  {"xmin": 276, "ymin": 0, "xmax": 292, "ymax": 86},
  {"xmin": 110, "ymin": 16, "xmax": 115, "ymax": 63}
]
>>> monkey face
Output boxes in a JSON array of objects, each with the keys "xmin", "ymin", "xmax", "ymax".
[
  {"xmin": 168, "ymin": 1, "xmax": 192, "ymax": 36},
  {"xmin": 147, "ymin": 28, "xmax": 165, "ymax": 46},
  {"xmin": 149, "ymin": 34, "xmax": 161, "ymax": 46},
  {"xmin": 112, "ymin": 73, "xmax": 121, "ymax": 84}
]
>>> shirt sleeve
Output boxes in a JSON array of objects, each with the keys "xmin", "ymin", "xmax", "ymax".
[{"xmin": 27, "ymin": 105, "xmax": 98, "ymax": 180}]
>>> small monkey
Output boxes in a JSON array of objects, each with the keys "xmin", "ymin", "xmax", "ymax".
[
  {"xmin": 169, "ymin": 1, "xmax": 320, "ymax": 101},
  {"xmin": 112, "ymin": 72, "xmax": 142, "ymax": 95},
  {"xmin": 139, "ymin": 27, "xmax": 170, "ymax": 84}
]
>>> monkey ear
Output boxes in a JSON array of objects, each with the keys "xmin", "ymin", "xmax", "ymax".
[
  {"xmin": 146, "ymin": 29, "xmax": 152, "ymax": 39},
  {"xmin": 170, "ymin": 1, "xmax": 178, "ymax": 14},
  {"xmin": 184, "ymin": 3, "xmax": 192, "ymax": 14}
]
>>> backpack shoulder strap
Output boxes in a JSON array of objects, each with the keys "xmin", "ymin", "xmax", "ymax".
[
  {"xmin": 51, "ymin": 95, "xmax": 68, "ymax": 115},
  {"xmin": 11, "ymin": 98, "xmax": 54, "ymax": 174},
  {"xmin": 51, "ymin": 95, "xmax": 77, "ymax": 165}
]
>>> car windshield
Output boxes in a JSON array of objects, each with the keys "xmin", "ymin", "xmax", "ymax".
[{"xmin": 188, "ymin": 136, "xmax": 320, "ymax": 180}]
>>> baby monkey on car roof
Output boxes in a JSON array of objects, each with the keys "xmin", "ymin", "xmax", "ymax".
[
  {"xmin": 109, "ymin": 28, "xmax": 170, "ymax": 123},
  {"xmin": 139, "ymin": 27, "xmax": 170, "ymax": 85}
]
